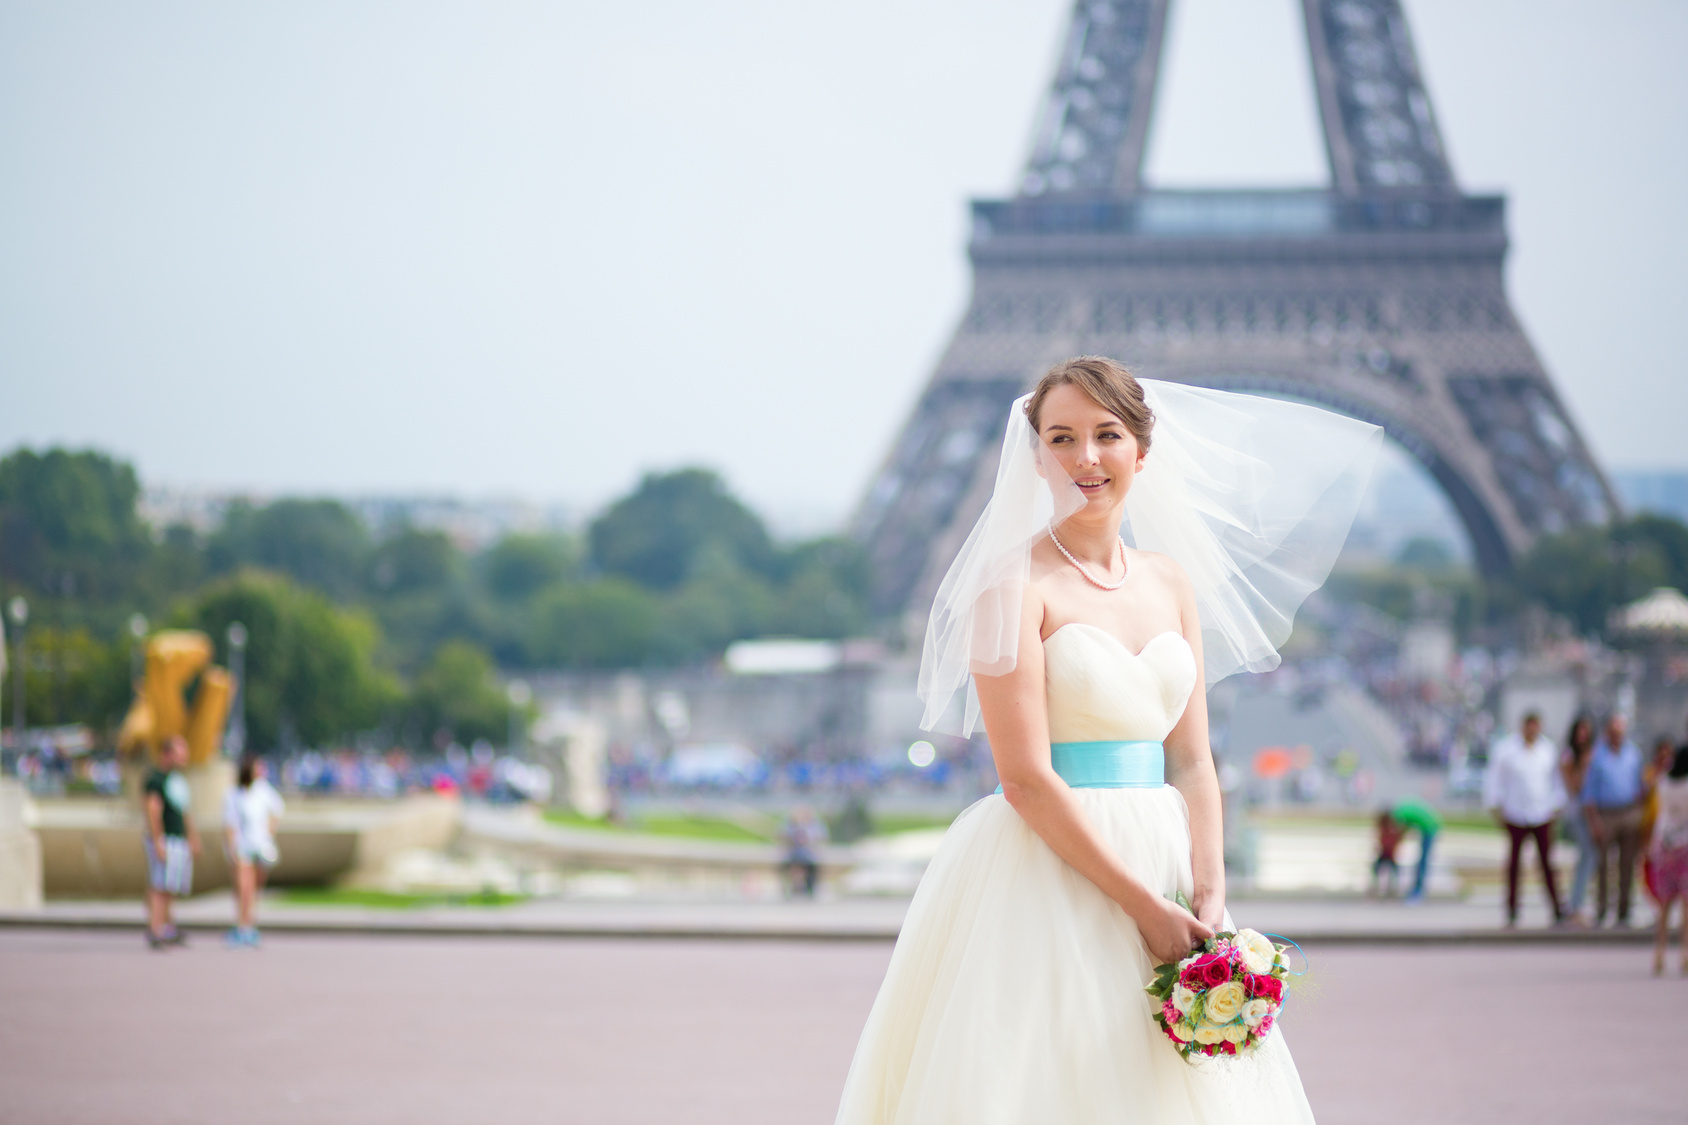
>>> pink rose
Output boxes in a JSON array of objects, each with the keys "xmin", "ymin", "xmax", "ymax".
[
  {"xmin": 1194, "ymin": 953, "xmax": 1232, "ymax": 989},
  {"xmin": 1245, "ymin": 973, "xmax": 1282, "ymax": 1002}
]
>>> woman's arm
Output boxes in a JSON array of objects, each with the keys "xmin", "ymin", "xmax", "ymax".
[
  {"xmin": 974, "ymin": 583, "xmax": 1213, "ymax": 965},
  {"xmin": 1160, "ymin": 562, "xmax": 1226, "ymax": 933}
]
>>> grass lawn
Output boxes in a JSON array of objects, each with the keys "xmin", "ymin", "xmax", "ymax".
[
  {"xmin": 869, "ymin": 812, "xmax": 958, "ymax": 835},
  {"xmin": 542, "ymin": 809, "xmax": 775, "ymax": 843},
  {"xmin": 281, "ymin": 887, "xmax": 527, "ymax": 909},
  {"xmin": 541, "ymin": 807, "xmax": 958, "ymax": 842},
  {"xmin": 1251, "ymin": 811, "xmax": 1495, "ymax": 833}
]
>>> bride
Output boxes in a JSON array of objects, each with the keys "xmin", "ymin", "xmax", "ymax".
[{"xmin": 834, "ymin": 357, "xmax": 1381, "ymax": 1123}]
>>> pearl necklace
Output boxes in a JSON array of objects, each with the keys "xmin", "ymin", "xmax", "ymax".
[{"xmin": 1048, "ymin": 524, "xmax": 1128, "ymax": 591}]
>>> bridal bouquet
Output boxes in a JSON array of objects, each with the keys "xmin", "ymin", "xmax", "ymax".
[{"xmin": 1145, "ymin": 923, "xmax": 1291, "ymax": 1060}]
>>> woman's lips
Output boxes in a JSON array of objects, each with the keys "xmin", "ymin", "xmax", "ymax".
[{"xmin": 1076, "ymin": 477, "xmax": 1109, "ymax": 490}]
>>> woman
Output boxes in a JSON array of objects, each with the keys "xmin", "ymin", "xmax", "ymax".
[
  {"xmin": 835, "ymin": 358, "xmax": 1380, "ymax": 1123},
  {"xmin": 1640, "ymin": 735, "xmax": 1678, "ymax": 909},
  {"xmin": 1648, "ymin": 746, "xmax": 1688, "ymax": 975},
  {"xmin": 223, "ymin": 754, "xmax": 285, "ymax": 948},
  {"xmin": 1559, "ymin": 715, "xmax": 1597, "ymax": 925}
]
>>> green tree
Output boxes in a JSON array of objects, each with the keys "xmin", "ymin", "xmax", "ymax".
[
  {"xmin": 208, "ymin": 499, "xmax": 371, "ymax": 600},
  {"xmin": 527, "ymin": 578, "xmax": 660, "ymax": 668},
  {"xmin": 770, "ymin": 537, "xmax": 870, "ymax": 638},
  {"xmin": 483, "ymin": 533, "xmax": 577, "ymax": 601},
  {"xmin": 661, "ymin": 559, "xmax": 777, "ymax": 662},
  {"xmin": 0, "ymin": 626, "xmax": 132, "ymax": 732},
  {"xmin": 185, "ymin": 571, "xmax": 397, "ymax": 749},
  {"xmin": 369, "ymin": 527, "xmax": 460, "ymax": 596},
  {"xmin": 588, "ymin": 469, "xmax": 775, "ymax": 591},
  {"xmin": 0, "ymin": 447, "xmax": 151, "ymax": 601},
  {"xmin": 1510, "ymin": 517, "xmax": 1688, "ymax": 636},
  {"xmin": 405, "ymin": 640, "xmax": 510, "ymax": 746}
]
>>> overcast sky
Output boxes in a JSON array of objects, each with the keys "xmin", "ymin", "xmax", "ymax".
[{"xmin": 3, "ymin": 0, "xmax": 1684, "ymax": 533}]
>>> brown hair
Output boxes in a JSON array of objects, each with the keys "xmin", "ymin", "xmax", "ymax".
[{"xmin": 1024, "ymin": 356, "xmax": 1154, "ymax": 453}]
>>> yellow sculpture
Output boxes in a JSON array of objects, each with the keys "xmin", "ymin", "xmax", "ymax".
[{"xmin": 117, "ymin": 631, "xmax": 233, "ymax": 766}]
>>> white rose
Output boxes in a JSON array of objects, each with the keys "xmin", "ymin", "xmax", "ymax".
[
  {"xmin": 1172, "ymin": 984, "xmax": 1196, "ymax": 1013},
  {"xmin": 1241, "ymin": 998, "xmax": 1270, "ymax": 1028},
  {"xmin": 1223, "ymin": 1024, "xmax": 1250, "ymax": 1045},
  {"xmin": 1193, "ymin": 1023, "xmax": 1226, "ymax": 1045},
  {"xmin": 1236, "ymin": 929, "xmax": 1278, "ymax": 976},
  {"xmin": 1168, "ymin": 1020, "xmax": 1195, "ymax": 1043},
  {"xmin": 1203, "ymin": 980, "xmax": 1247, "ymax": 1024}
]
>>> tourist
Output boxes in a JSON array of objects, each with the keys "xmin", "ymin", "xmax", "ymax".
[
  {"xmin": 1559, "ymin": 715, "xmax": 1598, "ymax": 924},
  {"xmin": 1392, "ymin": 796, "xmax": 1441, "ymax": 903},
  {"xmin": 222, "ymin": 754, "xmax": 285, "ymax": 948},
  {"xmin": 1646, "ymin": 745, "xmax": 1688, "ymax": 975},
  {"xmin": 1640, "ymin": 735, "xmax": 1678, "ymax": 906},
  {"xmin": 143, "ymin": 736, "xmax": 199, "ymax": 949},
  {"xmin": 1583, "ymin": 713, "xmax": 1645, "ymax": 927},
  {"xmin": 1370, "ymin": 809, "xmax": 1404, "ymax": 897},
  {"xmin": 1482, "ymin": 712, "xmax": 1566, "ymax": 926},
  {"xmin": 782, "ymin": 805, "xmax": 826, "ymax": 897}
]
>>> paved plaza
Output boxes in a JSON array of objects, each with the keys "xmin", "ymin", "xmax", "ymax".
[{"xmin": 0, "ymin": 928, "xmax": 1679, "ymax": 1125}]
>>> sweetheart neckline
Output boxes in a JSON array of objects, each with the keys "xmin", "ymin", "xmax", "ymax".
[{"xmin": 1043, "ymin": 622, "xmax": 1187, "ymax": 660}]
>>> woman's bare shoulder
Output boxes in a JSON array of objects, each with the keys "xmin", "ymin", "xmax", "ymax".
[
  {"xmin": 1027, "ymin": 536, "xmax": 1068, "ymax": 582},
  {"xmin": 1131, "ymin": 548, "xmax": 1194, "ymax": 593}
]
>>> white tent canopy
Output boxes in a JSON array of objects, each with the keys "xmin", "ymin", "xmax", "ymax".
[{"xmin": 1612, "ymin": 587, "xmax": 1688, "ymax": 635}]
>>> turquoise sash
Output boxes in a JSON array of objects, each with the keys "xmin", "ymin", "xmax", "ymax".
[{"xmin": 995, "ymin": 740, "xmax": 1165, "ymax": 793}]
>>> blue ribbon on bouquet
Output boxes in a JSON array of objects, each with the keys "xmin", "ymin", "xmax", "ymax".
[
  {"xmin": 1260, "ymin": 934, "xmax": 1309, "ymax": 1018},
  {"xmin": 1262, "ymin": 934, "xmax": 1309, "ymax": 977}
]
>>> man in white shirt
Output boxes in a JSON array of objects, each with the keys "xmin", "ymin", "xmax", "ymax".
[{"xmin": 1483, "ymin": 712, "xmax": 1567, "ymax": 926}]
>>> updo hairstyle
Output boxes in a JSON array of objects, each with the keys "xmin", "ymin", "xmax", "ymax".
[{"xmin": 1024, "ymin": 356, "xmax": 1154, "ymax": 454}]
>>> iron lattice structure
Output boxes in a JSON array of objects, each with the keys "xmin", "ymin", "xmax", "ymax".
[{"xmin": 855, "ymin": 0, "xmax": 1615, "ymax": 620}]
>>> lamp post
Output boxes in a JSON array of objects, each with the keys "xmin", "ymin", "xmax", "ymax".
[
  {"xmin": 506, "ymin": 679, "xmax": 531, "ymax": 755},
  {"xmin": 128, "ymin": 613, "xmax": 148, "ymax": 685},
  {"xmin": 226, "ymin": 621, "xmax": 248, "ymax": 758},
  {"xmin": 7, "ymin": 597, "xmax": 27, "ymax": 758}
]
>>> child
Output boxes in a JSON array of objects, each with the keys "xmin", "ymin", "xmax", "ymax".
[{"xmin": 1371, "ymin": 810, "xmax": 1405, "ymax": 897}]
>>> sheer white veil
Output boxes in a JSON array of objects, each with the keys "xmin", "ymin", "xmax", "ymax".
[{"xmin": 916, "ymin": 379, "xmax": 1384, "ymax": 735}]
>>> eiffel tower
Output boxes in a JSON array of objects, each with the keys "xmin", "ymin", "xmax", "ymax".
[{"xmin": 855, "ymin": 0, "xmax": 1616, "ymax": 620}]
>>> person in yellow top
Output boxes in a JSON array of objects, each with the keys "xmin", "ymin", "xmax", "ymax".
[{"xmin": 1642, "ymin": 727, "xmax": 1685, "ymax": 905}]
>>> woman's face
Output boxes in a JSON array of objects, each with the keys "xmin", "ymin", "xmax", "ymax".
[{"xmin": 1036, "ymin": 383, "xmax": 1144, "ymax": 509}]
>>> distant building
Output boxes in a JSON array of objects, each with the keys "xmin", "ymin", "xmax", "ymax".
[{"xmin": 139, "ymin": 487, "xmax": 576, "ymax": 548}]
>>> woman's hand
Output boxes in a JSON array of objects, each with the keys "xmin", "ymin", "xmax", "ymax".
[
  {"xmin": 1192, "ymin": 894, "xmax": 1226, "ymax": 934},
  {"xmin": 1137, "ymin": 895, "xmax": 1215, "ymax": 966}
]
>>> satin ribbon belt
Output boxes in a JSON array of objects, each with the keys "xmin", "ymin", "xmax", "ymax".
[{"xmin": 995, "ymin": 740, "xmax": 1165, "ymax": 794}]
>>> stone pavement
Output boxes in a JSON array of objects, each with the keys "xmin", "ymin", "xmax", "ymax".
[
  {"xmin": 0, "ymin": 883, "xmax": 1660, "ymax": 943},
  {"xmin": 0, "ymin": 929, "xmax": 1678, "ymax": 1125}
]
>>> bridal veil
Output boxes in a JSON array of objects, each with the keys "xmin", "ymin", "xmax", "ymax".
[{"xmin": 917, "ymin": 380, "xmax": 1384, "ymax": 735}]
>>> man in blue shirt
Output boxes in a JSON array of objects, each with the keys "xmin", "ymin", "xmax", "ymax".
[{"xmin": 1583, "ymin": 713, "xmax": 1645, "ymax": 926}]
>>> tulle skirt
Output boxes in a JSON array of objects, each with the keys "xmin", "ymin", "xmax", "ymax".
[{"xmin": 835, "ymin": 788, "xmax": 1315, "ymax": 1125}]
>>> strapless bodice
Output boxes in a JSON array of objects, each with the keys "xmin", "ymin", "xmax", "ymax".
[{"xmin": 1043, "ymin": 624, "xmax": 1196, "ymax": 744}]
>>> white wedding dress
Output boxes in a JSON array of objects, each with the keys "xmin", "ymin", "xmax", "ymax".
[{"xmin": 835, "ymin": 623, "xmax": 1315, "ymax": 1124}]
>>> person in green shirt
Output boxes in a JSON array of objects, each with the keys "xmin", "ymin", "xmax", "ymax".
[
  {"xmin": 143, "ymin": 736, "xmax": 200, "ymax": 949},
  {"xmin": 1391, "ymin": 796, "xmax": 1442, "ymax": 903}
]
